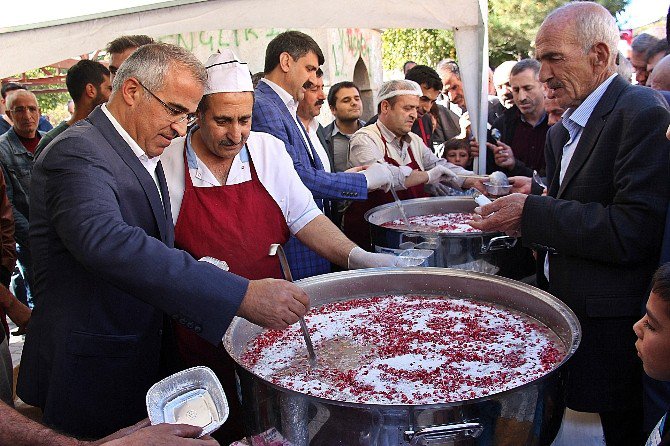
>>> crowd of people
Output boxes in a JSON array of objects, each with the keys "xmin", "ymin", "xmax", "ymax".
[{"xmin": 0, "ymin": 1, "xmax": 668, "ymax": 446}]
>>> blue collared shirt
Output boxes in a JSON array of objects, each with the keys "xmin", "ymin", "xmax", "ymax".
[{"xmin": 559, "ymin": 73, "xmax": 618, "ymax": 184}]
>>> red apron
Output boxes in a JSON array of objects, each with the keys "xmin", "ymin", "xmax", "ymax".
[
  {"xmin": 343, "ymin": 125, "xmax": 427, "ymax": 250},
  {"xmin": 173, "ymin": 144, "xmax": 289, "ymax": 442}
]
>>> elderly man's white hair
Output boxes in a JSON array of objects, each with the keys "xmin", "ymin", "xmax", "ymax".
[
  {"xmin": 6, "ymin": 89, "xmax": 38, "ymax": 111},
  {"xmin": 542, "ymin": 2, "xmax": 619, "ymax": 67},
  {"xmin": 376, "ymin": 79, "xmax": 422, "ymax": 107}
]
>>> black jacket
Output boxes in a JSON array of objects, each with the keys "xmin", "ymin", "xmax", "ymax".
[
  {"xmin": 522, "ymin": 76, "xmax": 670, "ymax": 411},
  {"xmin": 487, "ymin": 105, "xmax": 548, "ymax": 178}
]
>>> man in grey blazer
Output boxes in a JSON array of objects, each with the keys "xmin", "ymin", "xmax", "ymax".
[
  {"xmin": 471, "ymin": 3, "xmax": 670, "ymax": 445},
  {"xmin": 17, "ymin": 43, "xmax": 308, "ymax": 439}
]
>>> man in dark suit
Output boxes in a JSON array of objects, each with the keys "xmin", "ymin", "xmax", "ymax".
[
  {"xmin": 17, "ymin": 43, "xmax": 309, "ymax": 439},
  {"xmin": 252, "ymin": 31, "xmax": 394, "ymax": 279},
  {"xmin": 470, "ymin": 3, "xmax": 670, "ymax": 445}
]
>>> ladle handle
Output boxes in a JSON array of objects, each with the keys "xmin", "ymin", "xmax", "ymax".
[{"xmin": 268, "ymin": 244, "xmax": 317, "ymax": 364}]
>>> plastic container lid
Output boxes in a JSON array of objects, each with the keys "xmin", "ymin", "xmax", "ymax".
[{"xmin": 146, "ymin": 366, "xmax": 229, "ymax": 437}]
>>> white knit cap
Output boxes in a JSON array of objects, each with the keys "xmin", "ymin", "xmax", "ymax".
[
  {"xmin": 376, "ymin": 79, "xmax": 422, "ymax": 107},
  {"xmin": 204, "ymin": 49, "xmax": 253, "ymax": 95}
]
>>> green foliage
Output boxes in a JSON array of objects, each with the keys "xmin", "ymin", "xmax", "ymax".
[
  {"xmin": 382, "ymin": 29, "xmax": 455, "ymax": 72},
  {"xmin": 382, "ymin": 0, "xmax": 629, "ymax": 71},
  {"xmin": 34, "ymin": 88, "xmax": 70, "ymax": 115},
  {"xmin": 11, "ymin": 67, "xmax": 69, "ymax": 118}
]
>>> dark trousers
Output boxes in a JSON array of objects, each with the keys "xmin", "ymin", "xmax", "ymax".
[{"xmin": 600, "ymin": 409, "xmax": 645, "ymax": 446}]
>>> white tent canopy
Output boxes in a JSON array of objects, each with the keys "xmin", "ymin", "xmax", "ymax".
[{"xmin": 0, "ymin": 0, "xmax": 489, "ymax": 172}]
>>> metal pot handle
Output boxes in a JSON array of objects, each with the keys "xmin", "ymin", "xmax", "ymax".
[
  {"xmin": 481, "ymin": 235, "xmax": 517, "ymax": 253},
  {"xmin": 404, "ymin": 422, "xmax": 484, "ymax": 445}
]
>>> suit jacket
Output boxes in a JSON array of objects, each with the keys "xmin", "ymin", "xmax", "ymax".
[
  {"xmin": 252, "ymin": 81, "xmax": 367, "ymax": 279},
  {"xmin": 17, "ymin": 107, "xmax": 250, "ymax": 438},
  {"xmin": 432, "ymin": 103, "xmax": 461, "ymax": 147},
  {"xmin": 659, "ymin": 91, "xmax": 670, "ymax": 265},
  {"xmin": 521, "ymin": 76, "xmax": 670, "ymax": 412},
  {"xmin": 316, "ymin": 123, "xmax": 335, "ymax": 172}
]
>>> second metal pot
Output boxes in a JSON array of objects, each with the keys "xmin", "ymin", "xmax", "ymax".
[{"xmin": 365, "ymin": 197, "xmax": 517, "ymax": 274}]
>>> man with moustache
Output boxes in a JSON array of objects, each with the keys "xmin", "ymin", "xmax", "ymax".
[
  {"xmin": 344, "ymin": 79, "xmax": 476, "ymax": 248},
  {"xmin": 0, "ymin": 83, "xmax": 52, "ymax": 136},
  {"xmin": 367, "ymin": 65, "xmax": 443, "ymax": 148},
  {"xmin": 17, "ymin": 43, "xmax": 310, "ymax": 439},
  {"xmin": 252, "ymin": 31, "xmax": 394, "ymax": 279},
  {"xmin": 162, "ymin": 51, "xmax": 413, "ymax": 441},
  {"xmin": 485, "ymin": 59, "xmax": 549, "ymax": 177},
  {"xmin": 297, "ymin": 68, "xmax": 332, "ymax": 172},
  {"xmin": 324, "ymin": 81, "xmax": 366, "ymax": 173},
  {"xmin": 0, "ymin": 90, "xmax": 44, "ymax": 307},
  {"xmin": 470, "ymin": 3, "xmax": 670, "ymax": 444},
  {"xmin": 469, "ymin": 60, "xmax": 549, "ymax": 176}
]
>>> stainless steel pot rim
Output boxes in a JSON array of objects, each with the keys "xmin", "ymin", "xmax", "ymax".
[
  {"xmin": 225, "ymin": 267, "xmax": 581, "ymax": 410},
  {"xmin": 364, "ymin": 196, "xmax": 500, "ymax": 237}
]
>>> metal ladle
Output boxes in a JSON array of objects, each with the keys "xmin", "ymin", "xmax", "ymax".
[
  {"xmin": 268, "ymin": 243, "xmax": 317, "ymax": 366},
  {"xmin": 390, "ymin": 187, "xmax": 412, "ymax": 228}
]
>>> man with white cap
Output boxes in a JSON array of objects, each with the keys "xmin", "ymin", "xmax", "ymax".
[
  {"xmin": 161, "ymin": 50, "xmax": 417, "ymax": 442},
  {"xmin": 343, "ymin": 79, "xmax": 478, "ymax": 248}
]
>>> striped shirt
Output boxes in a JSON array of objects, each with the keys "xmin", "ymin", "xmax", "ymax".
[{"xmin": 559, "ymin": 73, "xmax": 618, "ymax": 184}]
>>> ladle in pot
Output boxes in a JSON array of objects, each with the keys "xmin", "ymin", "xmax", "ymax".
[
  {"xmin": 268, "ymin": 243, "xmax": 317, "ymax": 366},
  {"xmin": 390, "ymin": 186, "xmax": 412, "ymax": 228}
]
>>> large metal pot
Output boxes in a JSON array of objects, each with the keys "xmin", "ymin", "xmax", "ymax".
[
  {"xmin": 224, "ymin": 268, "xmax": 581, "ymax": 446},
  {"xmin": 365, "ymin": 197, "xmax": 517, "ymax": 274}
]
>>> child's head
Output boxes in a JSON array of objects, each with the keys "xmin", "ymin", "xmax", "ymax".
[
  {"xmin": 634, "ymin": 263, "xmax": 670, "ymax": 381},
  {"xmin": 444, "ymin": 138, "xmax": 470, "ymax": 168}
]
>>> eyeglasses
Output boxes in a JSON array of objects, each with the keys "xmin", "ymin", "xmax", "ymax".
[
  {"xmin": 9, "ymin": 106, "xmax": 38, "ymax": 114},
  {"xmin": 137, "ymin": 80, "xmax": 197, "ymax": 126}
]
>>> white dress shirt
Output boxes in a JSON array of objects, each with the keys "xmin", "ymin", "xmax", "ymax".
[
  {"xmin": 101, "ymin": 104, "xmax": 163, "ymax": 204},
  {"xmin": 161, "ymin": 128, "xmax": 322, "ymax": 235},
  {"xmin": 305, "ymin": 118, "xmax": 331, "ymax": 172}
]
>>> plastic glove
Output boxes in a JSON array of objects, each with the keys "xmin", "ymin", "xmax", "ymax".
[
  {"xmin": 199, "ymin": 256, "xmax": 229, "ymax": 271},
  {"xmin": 348, "ymin": 247, "xmax": 424, "ymax": 269},
  {"xmin": 426, "ymin": 165, "xmax": 448, "ymax": 185},
  {"xmin": 426, "ymin": 165, "xmax": 460, "ymax": 188},
  {"xmin": 361, "ymin": 162, "xmax": 393, "ymax": 192},
  {"xmin": 425, "ymin": 183, "xmax": 450, "ymax": 196}
]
